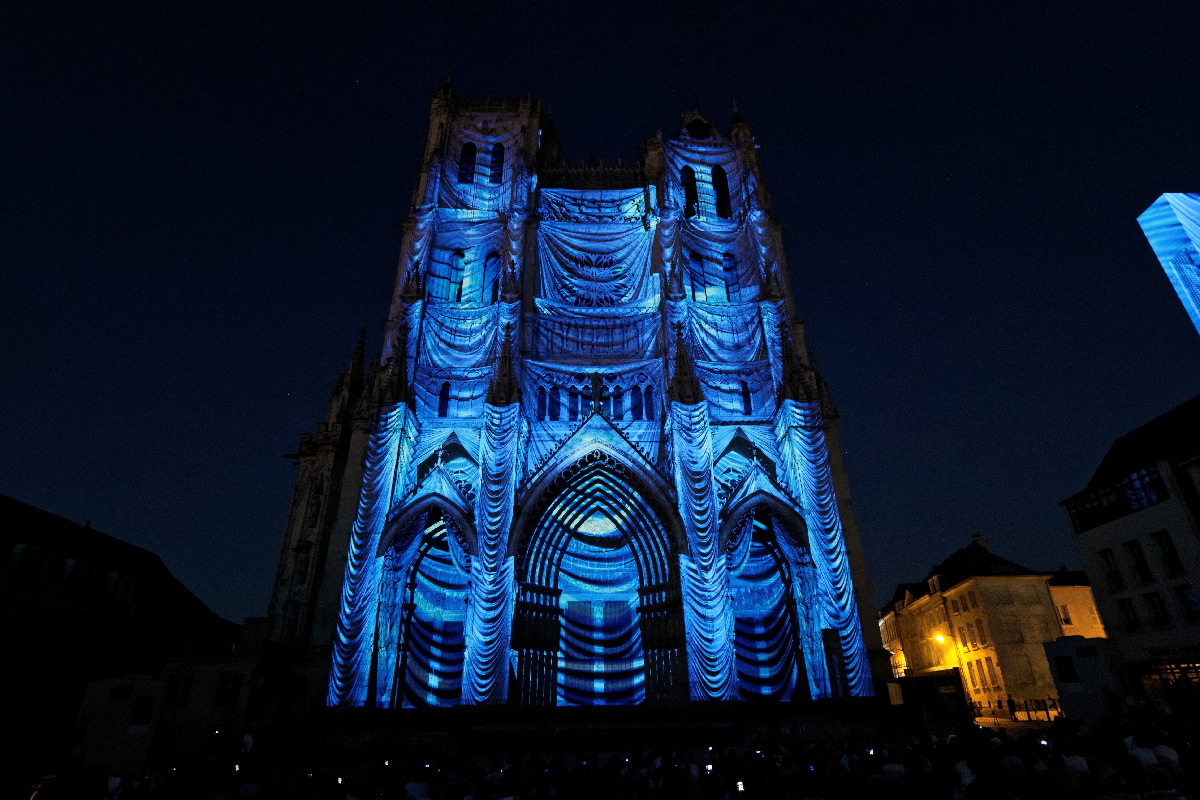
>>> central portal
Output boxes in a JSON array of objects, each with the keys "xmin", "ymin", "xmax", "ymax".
[{"xmin": 511, "ymin": 451, "xmax": 687, "ymax": 706}]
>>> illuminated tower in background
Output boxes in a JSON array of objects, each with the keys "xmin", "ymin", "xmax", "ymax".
[
  {"xmin": 1138, "ymin": 193, "xmax": 1200, "ymax": 339},
  {"xmin": 268, "ymin": 86, "xmax": 880, "ymax": 708}
]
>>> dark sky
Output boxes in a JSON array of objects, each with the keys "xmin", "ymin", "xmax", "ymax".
[{"xmin": 4, "ymin": 2, "xmax": 1199, "ymax": 623}]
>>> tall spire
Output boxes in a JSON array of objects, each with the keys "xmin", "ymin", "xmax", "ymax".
[
  {"xmin": 349, "ymin": 329, "xmax": 366, "ymax": 390},
  {"xmin": 780, "ymin": 331, "xmax": 813, "ymax": 403},
  {"xmin": 670, "ymin": 324, "xmax": 703, "ymax": 405},
  {"xmin": 486, "ymin": 324, "xmax": 520, "ymax": 406}
]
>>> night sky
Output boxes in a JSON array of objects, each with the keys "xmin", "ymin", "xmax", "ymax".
[{"xmin": 4, "ymin": 2, "xmax": 1199, "ymax": 624}]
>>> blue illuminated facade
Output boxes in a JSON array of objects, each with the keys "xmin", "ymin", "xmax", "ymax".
[
  {"xmin": 1138, "ymin": 193, "xmax": 1200, "ymax": 338},
  {"xmin": 281, "ymin": 88, "xmax": 878, "ymax": 708}
]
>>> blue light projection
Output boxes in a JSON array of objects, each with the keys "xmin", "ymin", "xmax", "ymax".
[
  {"xmin": 1138, "ymin": 193, "xmax": 1200, "ymax": 338},
  {"xmin": 328, "ymin": 100, "xmax": 873, "ymax": 708}
]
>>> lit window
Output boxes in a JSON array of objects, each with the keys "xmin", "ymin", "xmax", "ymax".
[
  {"xmin": 682, "ymin": 166, "xmax": 698, "ymax": 218},
  {"xmin": 457, "ymin": 142, "xmax": 476, "ymax": 183},
  {"xmin": 489, "ymin": 143, "xmax": 504, "ymax": 184},
  {"xmin": 612, "ymin": 388, "xmax": 624, "ymax": 420},
  {"xmin": 712, "ymin": 165, "xmax": 731, "ymax": 219}
]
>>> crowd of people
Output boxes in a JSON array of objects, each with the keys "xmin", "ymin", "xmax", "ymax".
[{"xmin": 18, "ymin": 691, "xmax": 1197, "ymax": 800}]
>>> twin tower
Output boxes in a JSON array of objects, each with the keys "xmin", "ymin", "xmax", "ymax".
[{"xmin": 267, "ymin": 87, "xmax": 880, "ymax": 709}]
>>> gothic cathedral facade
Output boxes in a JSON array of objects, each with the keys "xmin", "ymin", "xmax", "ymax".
[{"xmin": 267, "ymin": 87, "xmax": 880, "ymax": 708}]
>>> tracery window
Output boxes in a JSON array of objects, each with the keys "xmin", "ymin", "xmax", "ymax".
[
  {"xmin": 437, "ymin": 382, "xmax": 451, "ymax": 417},
  {"xmin": 612, "ymin": 387, "xmax": 624, "ymax": 420},
  {"xmin": 630, "ymin": 386, "xmax": 643, "ymax": 421},
  {"xmin": 740, "ymin": 381, "xmax": 752, "ymax": 415},
  {"xmin": 549, "ymin": 387, "xmax": 561, "ymax": 421},
  {"xmin": 643, "ymin": 385, "xmax": 655, "ymax": 420},
  {"xmin": 682, "ymin": 166, "xmax": 698, "ymax": 219},
  {"xmin": 489, "ymin": 144, "xmax": 504, "ymax": 184},
  {"xmin": 457, "ymin": 142, "xmax": 476, "ymax": 184},
  {"xmin": 712, "ymin": 165, "xmax": 732, "ymax": 219},
  {"xmin": 483, "ymin": 251, "xmax": 501, "ymax": 304},
  {"xmin": 568, "ymin": 389, "xmax": 579, "ymax": 421}
]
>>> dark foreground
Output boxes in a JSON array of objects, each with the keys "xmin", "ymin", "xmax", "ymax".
[{"xmin": 11, "ymin": 691, "xmax": 1198, "ymax": 800}]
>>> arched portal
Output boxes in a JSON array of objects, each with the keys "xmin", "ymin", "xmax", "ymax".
[
  {"xmin": 375, "ymin": 507, "xmax": 471, "ymax": 708},
  {"xmin": 726, "ymin": 504, "xmax": 815, "ymax": 701},
  {"xmin": 510, "ymin": 450, "xmax": 688, "ymax": 706}
]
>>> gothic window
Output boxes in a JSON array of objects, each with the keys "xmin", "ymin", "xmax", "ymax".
[
  {"xmin": 449, "ymin": 251, "xmax": 466, "ymax": 302},
  {"xmin": 481, "ymin": 251, "xmax": 501, "ymax": 304},
  {"xmin": 568, "ymin": 389, "xmax": 579, "ymax": 421},
  {"xmin": 722, "ymin": 254, "xmax": 739, "ymax": 302},
  {"xmin": 549, "ymin": 387, "xmax": 561, "ymax": 421},
  {"xmin": 740, "ymin": 381, "xmax": 752, "ymax": 415},
  {"xmin": 490, "ymin": 143, "xmax": 504, "ymax": 184},
  {"xmin": 457, "ymin": 142, "xmax": 476, "ymax": 183},
  {"xmin": 712, "ymin": 165, "xmax": 732, "ymax": 219},
  {"xmin": 537, "ymin": 386, "xmax": 547, "ymax": 421},
  {"xmin": 612, "ymin": 387, "xmax": 624, "ymax": 420},
  {"xmin": 631, "ymin": 386, "xmax": 643, "ymax": 421},
  {"xmin": 682, "ymin": 166, "xmax": 698, "ymax": 219},
  {"xmin": 643, "ymin": 385, "xmax": 655, "ymax": 420},
  {"xmin": 438, "ymin": 382, "xmax": 450, "ymax": 417}
]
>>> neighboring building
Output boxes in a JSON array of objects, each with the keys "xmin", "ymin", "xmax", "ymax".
[
  {"xmin": 267, "ymin": 85, "xmax": 882, "ymax": 709},
  {"xmin": 879, "ymin": 537, "xmax": 1105, "ymax": 721},
  {"xmin": 1044, "ymin": 636, "xmax": 1123, "ymax": 727},
  {"xmin": 1061, "ymin": 394, "xmax": 1200, "ymax": 693},
  {"xmin": 0, "ymin": 494, "xmax": 233, "ymax": 778},
  {"xmin": 1138, "ymin": 193, "xmax": 1200, "ymax": 338}
]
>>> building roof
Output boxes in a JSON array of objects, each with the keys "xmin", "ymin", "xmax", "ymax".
[
  {"xmin": 880, "ymin": 538, "xmax": 1049, "ymax": 616},
  {"xmin": 924, "ymin": 538, "xmax": 1045, "ymax": 586},
  {"xmin": 1, "ymin": 493, "xmax": 232, "ymax": 635},
  {"xmin": 1047, "ymin": 568, "xmax": 1091, "ymax": 587},
  {"xmin": 1084, "ymin": 393, "xmax": 1200, "ymax": 491}
]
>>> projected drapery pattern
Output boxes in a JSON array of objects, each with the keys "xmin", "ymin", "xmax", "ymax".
[
  {"xmin": 328, "ymin": 402, "xmax": 416, "ymax": 707},
  {"xmin": 775, "ymin": 400, "xmax": 871, "ymax": 697},
  {"xmin": 327, "ymin": 101, "xmax": 874, "ymax": 710}
]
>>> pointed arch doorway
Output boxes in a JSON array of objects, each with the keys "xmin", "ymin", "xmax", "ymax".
[{"xmin": 509, "ymin": 450, "xmax": 688, "ymax": 706}]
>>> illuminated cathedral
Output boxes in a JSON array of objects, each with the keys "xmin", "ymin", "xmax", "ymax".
[{"xmin": 267, "ymin": 87, "xmax": 879, "ymax": 709}]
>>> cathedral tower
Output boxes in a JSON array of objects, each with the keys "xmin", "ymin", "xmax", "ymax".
[{"xmin": 269, "ymin": 86, "xmax": 880, "ymax": 708}]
